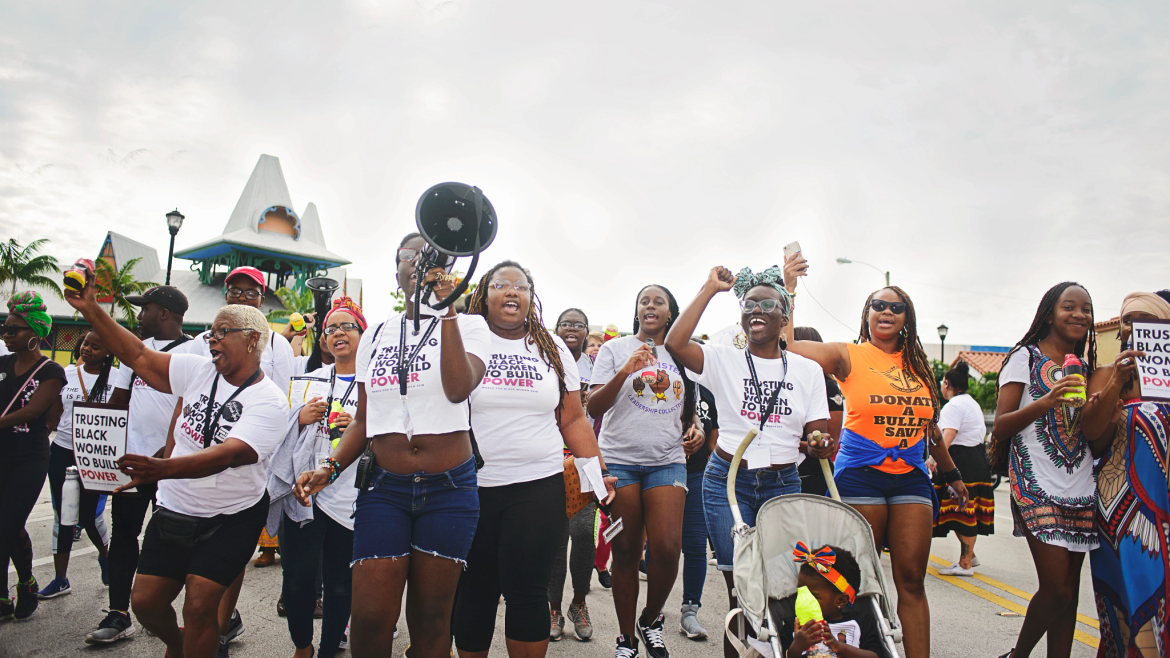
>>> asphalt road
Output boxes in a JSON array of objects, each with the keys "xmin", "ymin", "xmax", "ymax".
[{"xmin": 2, "ymin": 483, "xmax": 1099, "ymax": 658}]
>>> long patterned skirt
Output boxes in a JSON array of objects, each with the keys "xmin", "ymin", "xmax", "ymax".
[
  {"xmin": 933, "ymin": 444, "xmax": 995, "ymax": 537},
  {"xmin": 1091, "ymin": 400, "xmax": 1169, "ymax": 658},
  {"xmin": 257, "ymin": 527, "xmax": 279, "ymax": 549}
]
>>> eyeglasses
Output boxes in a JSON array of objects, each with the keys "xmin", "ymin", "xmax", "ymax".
[
  {"xmin": 323, "ymin": 323, "xmax": 362, "ymax": 335},
  {"xmin": 0, "ymin": 325, "xmax": 27, "ymax": 338},
  {"xmin": 739, "ymin": 299, "xmax": 783, "ymax": 314},
  {"xmin": 558, "ymin": 322, "xmax": 587, "ymax": 331},
  {"xmin": 869, "ymin": 300, "xmax": 907, "ymax": 315},
  {"xmin": 490, "ymin": 280, "xmax": 531, "ymax": 294},
  {"xmin": 226, "ymin": 287, "xmax": 261, "ymax": 301},
  {"xmin": 203, "ymin": 327, "xmax": 256, "ymax": 342},
  {"xmin": 397, "ymin": 248, "xmax": 418, "ymax": 263}
]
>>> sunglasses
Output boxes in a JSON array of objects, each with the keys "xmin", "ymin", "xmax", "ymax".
[
  {"xmin": 869, "ymin": 300, "xmax": 907, "ymax": 315},
  {"xmin": 739, "ymin": 299, "xmax": 783, "ymax": 314},
  {"xmin": 397, "ymin": 248, "xmax": 418, "ymax": 263},
  {"xmin": 0, "ymin": 325, "xmax": 28, "ymax": 338}
]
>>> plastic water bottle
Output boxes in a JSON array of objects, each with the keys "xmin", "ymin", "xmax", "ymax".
[
  {"xmin": 1061, "ymin": 354, "xmax": 1087, "ymax": 408},
  {"xmin": 61, "ymin": 466, "xmax": 81, "ymax": 527}
]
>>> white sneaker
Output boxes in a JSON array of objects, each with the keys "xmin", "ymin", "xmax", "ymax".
[
  {"xmin": 938, "ymin": 563, "xmax": 975, "ymax": 577},
  {"xmin": 971, "ymin": 556, "xmax": 981, "ymax": 567}
]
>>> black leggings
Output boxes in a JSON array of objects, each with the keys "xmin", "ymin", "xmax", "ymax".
[
  {"xmin": 281, "ymin": 507, "xmax": 353, "ymax": 658},
  {"xmin": 549, "ymin": 503, "xmax": 596, "ymax": 609},
  {"xmin": 0, "ymin": 449, "xmax": 49, "ymax": 589},
  {"xmin": 107, "ymin": 483, "xmax": 156, "ymax": 612},
  {"xmin": 47, "ymin": 443, "xmax": 106, "ymax": 555},
  {"xmin": 454, "ymin": 473, "xmax": 567, "ymax": 650}
]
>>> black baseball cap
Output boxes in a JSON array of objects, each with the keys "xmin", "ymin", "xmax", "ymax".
[{"xmin": 126, "ymin": 286, "xmax": 189, "ymax": 316}]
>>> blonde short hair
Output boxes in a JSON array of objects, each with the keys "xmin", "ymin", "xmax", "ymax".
[
  {"xmin": 214, "ymin": 305, "xmax": 270, "ymax": 358},
  {"xmin": 586, "ymin": 332, "xmax": 604, "ymax": 345}
]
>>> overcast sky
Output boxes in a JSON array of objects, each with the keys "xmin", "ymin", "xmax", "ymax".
[{"xmin": 2, "ymin": 1, "xmax": 1167, "ymax": 345}]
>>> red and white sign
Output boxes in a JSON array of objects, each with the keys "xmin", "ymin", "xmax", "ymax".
[{"xmin": 71, "ymin": 402, "xmax": 133, "ymax": 493}]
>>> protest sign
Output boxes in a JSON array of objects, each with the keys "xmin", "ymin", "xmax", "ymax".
[
  {"xmin": 71, "ymin": 402, "xmax": 133, "ymax": 493},
  {"xmin": 1132, "ymin": 318, "xmax": 1170, "ymax": 402}
]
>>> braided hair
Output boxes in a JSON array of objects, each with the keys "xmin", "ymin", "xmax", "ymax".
[
  {"xmin": 74, "ymin": 331, "xmax": 116, "ymax": 404},
  {"xmin": 633, "ymin": 284, "xmax": 698, "ymax": 430},
  {"xmin": 857, "ymin": 287, "xmax": 940, "ymax": 423},
  {"xmin": 466, "ymin": 260, "xmax": 568, "ymax": 414},
  {"xmin": 997, "ymin": 282, "xmax": 1097, "ymax": 389}
]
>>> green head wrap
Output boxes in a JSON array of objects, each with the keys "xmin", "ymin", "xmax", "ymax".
[{"xmin": 7, "ymin": 291, "xmax": 52, "ymax": 338}]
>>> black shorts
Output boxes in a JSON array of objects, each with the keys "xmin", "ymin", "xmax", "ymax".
[{"xmin": 137, "ymin": 493, "xmax": 269, "ymax": 587}]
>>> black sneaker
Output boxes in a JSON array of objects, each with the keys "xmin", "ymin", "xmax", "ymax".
[
  {"xmin": 216, "ymin": 637, "xmax": 230, "ymax": 658},
  {"xmin": 221, "ymin": 609, "xmax": 244, "ymax": 643},
  {"xmin": 614, "ymin": 634, "xmax": 639, "ymax": 658},
  {"xmin": 14, "ymin": 578, "xmax": 39, "ymax": 620},
  {"xmin": 636, "ymin": 613, "xmax": 668, "ymax": 658},
  {"xmin": 86, "ymin": 609, "xmax": 136, "ymax": 644},
  {"xmin": 596, "ymin": 567, "xmax": 613, "ymax": 589}
]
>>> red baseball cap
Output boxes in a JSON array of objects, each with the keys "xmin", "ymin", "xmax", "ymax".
[{"xmin": 226, "ymin": 266, "xmax": 266, "ymax": 289}]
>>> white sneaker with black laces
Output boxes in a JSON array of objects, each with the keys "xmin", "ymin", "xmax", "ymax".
[
  {"xmin": 85, "ymin": 610, "xmax": 135, "ymax": 644},
  {"xmin": 637, "ymin": 613, "xmax": 669, "ymax": 658}
]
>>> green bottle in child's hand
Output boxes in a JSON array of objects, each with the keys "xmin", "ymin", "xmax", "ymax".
[{"xmin": 795, "ymin": 586, "xmax": 832, "ymax": 656}]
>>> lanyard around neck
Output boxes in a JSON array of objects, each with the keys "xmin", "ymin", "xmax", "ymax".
[
  {"xmin": 326, "ymin": 365, "xmax": 358, "ymax": 412},
  {"xmin": 201, "ymin": 367, "xmax": 262, "ymax": 448},
  {"xmin": 744, "ymin": 348, "xmax": 788, "ymax": 432},
  {"xmin": 397, "ymin": 314, "xmax": 440, "ymax": 398}
]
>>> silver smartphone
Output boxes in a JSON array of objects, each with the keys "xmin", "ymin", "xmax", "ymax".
[{"xmin": 783, "ymin": 241, "xmax": 802, "ymax": 261}]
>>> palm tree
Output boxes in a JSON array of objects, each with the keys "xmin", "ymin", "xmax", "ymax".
[
  {"xmin": 0, "ymin": 238, "xmax": 63, "ymax": 300},
  {"xmin": 268, "ymin": 286, "xmax": 314, "ymax": 322},
  {"xmin": 95, "ymin": 257, "xmax": 156, "ymax": 328}
]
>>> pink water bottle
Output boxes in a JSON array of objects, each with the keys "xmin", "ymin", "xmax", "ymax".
[{"xmin": 1061, "ymin": 354, "xmax": 1086, "ymax": 408}]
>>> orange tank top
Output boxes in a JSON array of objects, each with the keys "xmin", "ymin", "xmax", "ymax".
[{"xmin": 838, "ymin": 342, "xmax": 936, "ymax": 474}]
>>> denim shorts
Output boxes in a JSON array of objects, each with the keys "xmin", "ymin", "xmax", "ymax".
[
  {"xmin": 836, "ymin": 465, "xmax": 934, "ymax": 508},
  {"xmin": 352, "ymin": 458, "xmax": 480, "ymax": 566},
  {"xmin": 606, "ymin": 462, "xmax": 688, "ymax": 491},
  {"xmin": 703, "ymin": 453, "xmax": 800, "ymax": 571}
]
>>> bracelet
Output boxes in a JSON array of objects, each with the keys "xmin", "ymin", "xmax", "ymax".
[
  {"xmin": 320, "ymin": 457, "xmax": 342, "ymax": 484},
  {"xmin": 440, "ymin": 313, "xmax": 460, "ymax": 321},
  {"xmin": 941, "ymin": 468, "xmax": 963, "ymax": 484},
  {"xmin": 601, "ymin": 469, "xmax": 612, "ymax": 478}
]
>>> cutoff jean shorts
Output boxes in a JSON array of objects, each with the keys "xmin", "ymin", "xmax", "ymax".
[
  {"xmin": 835, "ymin": 465, "xmax": 934, "ymax": 508},
  {"xmin": 703, "ymin": 452, "xmax": 800, "ymax": 571},
  {"xmin": 351, "ymin": 458, "xmax": 480, "ymax": 566},
  {"xmin": 606, "ymin": 462, "xmax": 688, "ymax": 492}
]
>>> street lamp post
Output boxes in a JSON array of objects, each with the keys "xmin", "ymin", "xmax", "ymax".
[
  {"xmin": 835, "ymin": 257, "xmax": 890, "ymax": 287},
  {"xmin": 165, "ymin": 209, "xmax": 185, "ymax": 285},
  {"xmin": 937, "ymin": 323, "xmax": 949, "ymax": 364}
]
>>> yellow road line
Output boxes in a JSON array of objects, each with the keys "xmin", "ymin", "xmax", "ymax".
[
  {"xmin": 928, "ymin": 555, "xmax": 1100, "ymax": 629},
  {"xmin": 926, "ymin": 565, "xmax": 1099, "ymax": 649}
]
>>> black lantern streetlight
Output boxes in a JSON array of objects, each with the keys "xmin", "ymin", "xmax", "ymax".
[
  {"xmin": 165, "ymin": 209, "xmax": 185, "ymax": 285},
  {"xmin": 937, "ymin": 323, "xmax": 949, "ymax": 363}
]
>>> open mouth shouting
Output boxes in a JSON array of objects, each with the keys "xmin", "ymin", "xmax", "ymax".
[
  {"xmin": 210, "ymin": 347, "xmax": 224, "ymax": 364},
  {"xmin": 330, "ymin": 337, "xmax": 351, "ymax": 352}
]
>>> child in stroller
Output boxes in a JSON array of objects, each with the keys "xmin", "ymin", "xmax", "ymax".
[{"xmin": 779, "ymin": 543, "xmax": 887, "ymax": 658}]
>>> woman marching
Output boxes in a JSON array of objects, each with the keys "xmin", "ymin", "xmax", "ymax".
[
  {"xmin": 548, "ymin": 307, "xmax": 606, "ymax": 642},
  {"xmin": 666, "ymin": 265, "xmax": 832, "ymax": 658},
  {"xmin": 1083, "ymin": 292, "xmax": 1170, "ymax": 658},
  {"xmin": 0, "ymin": 292, "xmax": 67, "ymax": 620},
  {"xmin": 295, "ymin": 233, "xmax": 491, "ymax": 658},
  {"xmin": 931, "ymin": 360, "xmax": 995, "ymax": 577},
  {"xmin": 588, "ymin": 283, "xmax": 702, "ymax": 658},
  {"xmin": 786, "ymin": 270, "xmax": 969, "ymax": 658},
  {"xmin": 274, "ymin": 297, "xmax": 367, "ymax": 658},
  {"xmin": 38, "ymin": 331, "xmax": 118, "ymax": 599},
  {"xmin": 453, "ymin": 263, "xmax": 615, "ymax": 656},
  {"xmin": 990, "ymin": 281, "xmax": 1112, "ymax": 658}
]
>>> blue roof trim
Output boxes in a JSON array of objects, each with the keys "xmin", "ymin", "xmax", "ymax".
[
  {"xmin": 257, "ymin": 205, "xmax": 301, "ymax": 240},
  {"xmin": 176, "ymin": 242, "xmax": 344, "ymax": 269},
  {"xmin": 969, "ymin": 345, "xmax": 1010, "ymax": 353}
]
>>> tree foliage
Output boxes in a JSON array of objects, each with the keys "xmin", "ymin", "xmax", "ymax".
[
  {"xmin": 95, "ymin": 257, "xmax": 156, "ymax": 328},
  {"xmin": 0, "ymin": 238, "xmax": 63, "ymax": 299},
  {"xmin": 267, "ymin": 287, "xmax": 315, "ymax": 322},
  {"xmin": 931, "ymin": 358, "xmax": 998, "ymax": 412}
]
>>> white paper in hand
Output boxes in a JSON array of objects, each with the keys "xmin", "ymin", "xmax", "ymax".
[{"xmin": 574, "ymin": 456, "xmax": 607, "ymax": 501}]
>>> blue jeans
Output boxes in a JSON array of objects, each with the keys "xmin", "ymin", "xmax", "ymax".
[
  {"xmin": 703, "ymin": 453, "xmax": 800, "ymax": 571},
  {"xmin": 836, "ymin": 465, "xmax": 934, "ymax": 507},
  {"xmin": 352, "ymin": 458, "xmax": 480, "ymax": 566},
  {"xmin": 681, "ymin": 470, "xmax": 708, "ymax": 605}
]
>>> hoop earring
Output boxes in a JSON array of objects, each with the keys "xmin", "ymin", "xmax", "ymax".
[
  {"xmin": 27, "ymin": 337, "xmax": 38, "ymax": 351},
  {"xmin": 248, "ymin": 345, "xmax": 254, "ymax": 353}
]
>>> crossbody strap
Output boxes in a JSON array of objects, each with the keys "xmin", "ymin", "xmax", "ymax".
[
  {"xmin": 75, "ymin": 363, "xmax": 90, "ymax": 401},
  {"xmin": 2, "ymin": 357, "xmax": 52, "ymax": 418}
]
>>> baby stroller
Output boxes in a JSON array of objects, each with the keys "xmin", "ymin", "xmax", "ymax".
[{"xmin": 724, "ymin": 429, "xmax": 903, "ymax": 658}]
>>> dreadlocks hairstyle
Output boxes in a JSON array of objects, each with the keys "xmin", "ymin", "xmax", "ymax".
[
  {"xmin": 996, "ymin": 281, "xmax": 1097, "ymax": 391},
  {"xmin": 466, "ymin": 260, "xmax": 568, "ymax": 414},
  {"xmin": 633, "ymin": 284, "xmax": 698, "ymax": 430},
  {"xmin": 857, "ymin": 286, "xmax": 940, "ymax": 423}
]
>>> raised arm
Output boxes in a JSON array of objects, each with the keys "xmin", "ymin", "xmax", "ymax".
[
  {"xmin": 786, "ymin": 341, "xmax": 851, "ymax": 381},
  {"xmin": 64, "ymin": 275, "xmax": 173, "ymax": 394},
  {"xmin": 666, "ymin": 266, "xmax": 736, "ymax": 374},
  {"xmin": 587, "ymin": 343, "xmax": 654, "ymax": 417}
]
